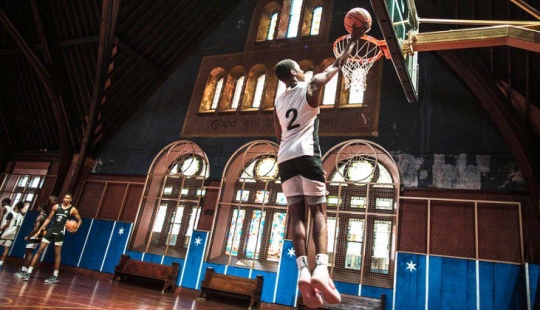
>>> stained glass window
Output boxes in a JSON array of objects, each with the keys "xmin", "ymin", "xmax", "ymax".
[
  {"xmin": 226, "ymin": 209, "xmax": 246, "ymax": 256},
  {"xmin": 211, "ymin": 78, "xmax": 224, "ymax": 110},
  {"xmin": 231, "ymin": 76, "xmax": 245, "ymax": 109},
  {"xmin": 322, "ymin": 74, "xmax": 338, "ymax": 105},
  {"xmin": 252, "ymin": 74, "xmax": 266, "ymax": 108},
  {"xmin": 245, "ymin": 210, "xmax": 266, "ymax": 259},
  {"xmin": 346, "ymin": 218, "xmax": 364, "ymax": 270},
  {"xmin": 310, "ymin": 7, "xmax": 322, "ymax": 35},
  {"xmin": 267, "ymin": 212, "xmax": 286, "ymax": 261},
  {"xmin": 287, "ymin": 0, "xmax": 303, "ymax": 38},
  {"xmin": 371, "ymin": 220, "xmax": 391, "ymax": 274},
  {"xmin": 268, "ymin": 12, "xmax": 278, "ymax": 40}
]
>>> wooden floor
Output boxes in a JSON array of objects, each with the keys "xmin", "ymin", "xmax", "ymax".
[{"xmin": 0, "ymin": 261, "xmax": 292, "ymax": 310}]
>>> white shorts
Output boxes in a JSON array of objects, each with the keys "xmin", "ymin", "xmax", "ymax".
[
  {"xmin": 25, "ymin": 237, "xmax": 41, "ymax": 250},
  {"xmin": 0, "ymin": 239, "xmax": 13, "ymax": 247},
  {"xmin": 282, "ymin": 175, "xmax": 326, "ymax": 197}
]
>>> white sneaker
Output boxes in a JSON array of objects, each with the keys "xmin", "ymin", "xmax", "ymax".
[
  {"xmin": 298, "ymin": 274, "xmax": 323, "ymax": 309},
  {"xmin": 311, "ymin": 267, "xmax": 341, "ymax": 304}
]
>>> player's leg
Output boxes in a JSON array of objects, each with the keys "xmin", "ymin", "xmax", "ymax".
[
  {"xmin": 0, "ymin": 242, "xmax": 9, "ymax": 271},
  {"xmin": 299, "ymin": 156, "xmax": 341, "ymax": 304},
  {"xmin": 307, "ymin": 199, "xmax": 341, "ymax": 304},
  {"xmin": 45, "ymin": 237, "xmax": 63, "ymax": 283},
  {"xmin": 279, "ymin": 159, "xmax": 323, "ymax": 308},
  {"xmin": 24, "ymin": 235, "xmax": 51, "ymax": 280},
  {"xmin": 15, "ymin": 246, "xmax": 35, "ymax": 277}
]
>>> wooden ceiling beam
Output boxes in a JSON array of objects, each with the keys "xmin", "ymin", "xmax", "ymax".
[
  {"xmin": 65, "ymin": 0, "xmax": 121, "ymax": 193},
  {"xmin": 0, "ymin": 7, "xmax": 73, "ymax": 194}
]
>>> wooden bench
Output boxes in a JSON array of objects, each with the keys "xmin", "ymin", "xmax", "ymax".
[
  {"xmin": 199, "ymin": 267, "xmax": 264, "ymax": 309},
  {"xmin": 298, "ymin": 292, "xmax": 386, "ymax": 310},
  {"xmin": 112, "ymin": 254, "xmax": 180, "ymax": 293}
]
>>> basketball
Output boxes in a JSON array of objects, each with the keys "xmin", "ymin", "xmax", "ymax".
[
  {"xmin": 344, "ymin": 8, "xmax": 372, "ymax": 34},
  {"xmin": 66, "ymin": 220, "xmax": 77, "ymax": 232}
]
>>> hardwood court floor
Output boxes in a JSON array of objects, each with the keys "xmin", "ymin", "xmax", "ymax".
[{"xmin": 0, "ymin": 263, "xmax": 292, "ymax": 310}]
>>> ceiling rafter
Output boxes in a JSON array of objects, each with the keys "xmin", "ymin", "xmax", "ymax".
[{"xmin": 65, "ymin": 0, "xmax": 121, "ymax": 193}]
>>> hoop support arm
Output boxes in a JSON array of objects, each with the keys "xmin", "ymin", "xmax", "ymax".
[{"xmin": 403, "ymin": 25, "xmax": 540, "ymax": 54}]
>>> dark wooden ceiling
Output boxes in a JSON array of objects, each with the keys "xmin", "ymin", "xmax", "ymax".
[
  {"xmin": 0, "ymin": 0, "xmax": 539, "ymax": 198},
  {"xmin": 0, "ymin": 0, "xmax": 238, "ymax": 156}
]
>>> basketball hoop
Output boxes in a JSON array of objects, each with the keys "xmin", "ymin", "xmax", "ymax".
[{"xmin": 333, "ymin": 34, "xmax": 389, "ymax": 92}]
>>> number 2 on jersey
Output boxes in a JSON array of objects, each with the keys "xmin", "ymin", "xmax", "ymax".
[{"xmin": 286, "ymin": 108, "xmax": 300, "ymax": 130}]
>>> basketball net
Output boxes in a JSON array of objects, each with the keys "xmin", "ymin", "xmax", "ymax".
[{"xmin": 333, "ymin": 35, "xmax": 387, "ymax": 92}]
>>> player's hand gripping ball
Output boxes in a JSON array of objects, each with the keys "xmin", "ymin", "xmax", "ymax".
[
  {"xmin": 344, "ymin": 7, "xmax": 372, "ymax": 34},
  {"xmin": 66, "ymin": 220, "xmax": 78, "ymax": 232}
]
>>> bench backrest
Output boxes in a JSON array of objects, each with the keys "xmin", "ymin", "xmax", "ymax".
[
  {"xmin": 123, "ymin": 259, "xmax": 171, "ymax": 279},
  {"xmin": 206, "ymin": 273, "xmax": 259, "ymax": 296}
]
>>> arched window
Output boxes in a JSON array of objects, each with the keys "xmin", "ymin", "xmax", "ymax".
[
  {"xmin": 199, "ymin": 68, "xmax": 225, "ymax": 112},
  {"xmin": 268, "ymin": 12, "xmax": 278, "ymax": 40},
  {"xmin": 322, "ymin": 74, "xmax": 338, "ymax": 105},
  {"xmin": 287, "ymin": 0, "xmax": 303, "ymax": 38},
  {"xmin": 211, "ymin": 78, "xmax": 224, "ymax": 110},
  {"xmin": 231, "ymin": 76, "xmax": 245, "ymax": 109},
  {"xmin": 252, "ymin": 74, "xmax": 266, "ymax": 108},
  {"xmin": 242, "ymin": 65, "xmax": 267, "ymax": 110},
  {"xmin": 208, "ymin": 141, "xmax": 285, "ymax": 270},
  {"xmin": 256, "ymin": 3, "xmax": 281, "ymax": 42},
  {"xmin": 310, "ymin": 6, "xmax": 322, "ymax": 35},
  {"xmin": 129, "ymin": 141, "xmax": 210, "ymax": 258},
  {"xmin": 322, "ymin": 140, "xmax": 400, "ymax": 288},
  {"xmin": 275, "ymin": 80, "xmax": 286, "ymax": 103}
]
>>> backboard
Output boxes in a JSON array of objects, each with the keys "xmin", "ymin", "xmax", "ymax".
[{"xmin": 370, "ymin": 0, "xmax": 419, "ymax": 103}]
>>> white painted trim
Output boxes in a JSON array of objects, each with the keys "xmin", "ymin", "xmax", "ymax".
[
  {"xmin": 122, "ymin": 223, "xmax": 133, "ymax": 254},
  {"xmin": 77, "ymin": 219, "xmax": 94, "ymax": 267},
  {"xmin": 425, "ymin": 255, "xmax": 430, "ymax": 309},
  {"xmin": 195, "ymin": 232, "xmax": 209, "ymax": 290},
  {"xmin": 272, "ymin": 242, "xmax": 285, "ymax": 303},
  {"xmin": 100, "ymin": 221, "xmax": 116, "ymax": 271},
  {"xmin": 476, "ymin": 260, "xmax": 480, "ymax": 310},
  {"xmin": 525, "ymin": 263, "xmax": 531, "ymax": 310}
]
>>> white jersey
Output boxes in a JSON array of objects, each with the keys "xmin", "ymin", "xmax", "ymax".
[
  {"xmin": 1, "ymin": 206, "xmax": 23, "ymax": 240},
  {"xmin": 275, "ymin": 82, "xmax": 321, "ymax": 163}
]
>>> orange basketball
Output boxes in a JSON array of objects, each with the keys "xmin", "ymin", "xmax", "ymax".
[
  {"xmin": 344, "ymin": 7, "xmax": 372, "ymax": 34},
  {"xmin": 66, "ymin": 220, "xmax": 77, "ymax": 232}
]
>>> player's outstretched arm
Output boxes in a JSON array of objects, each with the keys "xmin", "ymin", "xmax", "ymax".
[{"xmin": 306, "ymin": 26, "xmax": 366, "ymax": 107}]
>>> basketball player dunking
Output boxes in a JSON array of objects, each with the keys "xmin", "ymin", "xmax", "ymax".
[{"xmin": 273, "ymin": 19, "xmax": 369, "ymax": 308}]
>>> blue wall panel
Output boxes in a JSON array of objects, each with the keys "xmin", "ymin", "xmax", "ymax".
[
  {"xmin": 334, "ymin": 281, "xmax": 359, "ymax": 296},
  {"xmin": 395, "ymin": 252, "xmax": 427, "ymax": 310},
  {"xmin": 529, "ymin": 263, "xmax": 540, "ymax": 309},
  {"xmin": 225, "ymin": 266, "xmax": 251, "ymax": 277},
  {"xmin": 252, "ymin": 270, "xmax": 276, "ymax": 303},
  {"xmin": 362, "ymin": 285, "xmax": 393, "ymax": 310},
  {"xmin": 428, "ymin": 256, "xmax": 476, "ymax": 310},
  {"xmin": 142, "ymin": 252, "xmax": 164, "ymax": 264},
  {"xmin": 180, "ymin": 230, "xmax": 208, "ymax": 289},
  {"xmin": 274, "ymin": 240, "xmax": 298, "ymax": 306},
  {"xmin": 101, "ymin": 221, "xmax": 133, "ymax": 273},
  {"xmin": 62, "ymin": 218, "xmax": 93, "ymax": 267},
  {"xmin": 479, "ymin": 261, "xmax": 523, "ymax": 310},
  {"xmin": 203, "ymin": 262, "xmax": 226, "ymax": 274},
  {"xmin": 125, "ymin": 250, "xmax": 143, "ymax": 260},
  {"xmin": 78, "ymin": 220, "xmax": 114, "ymax": 271}
]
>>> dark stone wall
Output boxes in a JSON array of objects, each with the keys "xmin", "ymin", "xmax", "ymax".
[{"xmin": 93, "ymin": 0, "xmax": 523, "ymax": 191}]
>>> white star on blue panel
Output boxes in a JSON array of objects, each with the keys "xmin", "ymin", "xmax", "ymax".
[
  {"xmin": 118, "ymin": 228, "xmax": 125, "ymax": 235},
  {"xmin": 287, "ymin": 247, "xmax": 295, "ymax": 258},
  {"xmin": 194, "ymin": 237, "xmax": 202, "ymax": 245},
  {"xmin": 406, "ymin": 260, "xmax": 417, "ymax": 272}
]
